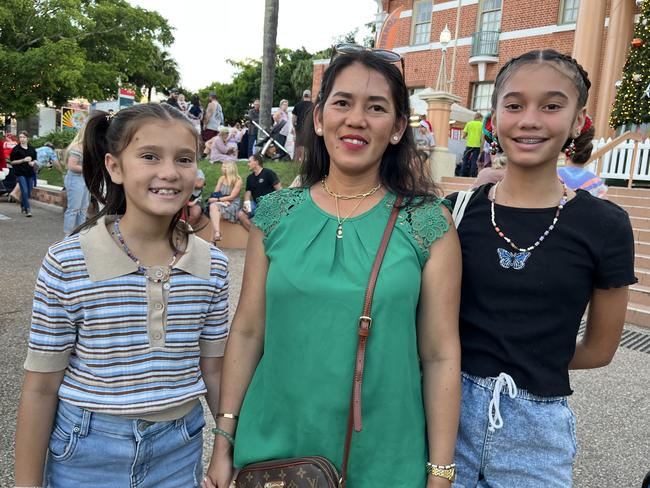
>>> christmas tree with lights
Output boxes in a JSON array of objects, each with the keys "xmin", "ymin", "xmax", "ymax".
[{"xmin": 610, "ymin": 0, "xmax": 650, "ymax": 130}]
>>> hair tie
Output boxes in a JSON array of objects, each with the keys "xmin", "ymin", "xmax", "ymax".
[{"xmin": 580, "ymin": 115, "xmax": 592, "ymax": 134}]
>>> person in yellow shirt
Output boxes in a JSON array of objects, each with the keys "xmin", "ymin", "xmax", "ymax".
[{"xmin": 460, "ymin": 112, "xmax": 484, "ymax": 177}]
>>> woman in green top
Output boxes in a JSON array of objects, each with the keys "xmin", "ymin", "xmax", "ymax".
[{"xmin": 204, "ymin": 46, "xmax": 462, "ymax": 488}]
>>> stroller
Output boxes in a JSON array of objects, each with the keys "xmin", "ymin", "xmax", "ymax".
[{"xmin": 251, "ymin": 120, "xmax": 291, "ymax": 161}]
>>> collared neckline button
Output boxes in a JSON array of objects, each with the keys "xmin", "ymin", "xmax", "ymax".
[
  {"xmin": 154, "ymin": 303, "xmax": 164, "ymax": 311},
  {"xmin": 153, "ymin": 331, "xmax": 163, "ymax": 340}
]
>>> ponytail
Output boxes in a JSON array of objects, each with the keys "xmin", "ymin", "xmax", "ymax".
[
  {"xmin": 570, "ymin": 125, "xmax": 595, "ymax": 166},
  {"xmin": 75, "ymin": 111, "xmax": 126, "ymax": 235}
]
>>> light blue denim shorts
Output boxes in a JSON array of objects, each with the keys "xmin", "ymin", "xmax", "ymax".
[
  {"xmin": 44, "ymin": 400, "xmax": 205, "ymax": 488},
  {"xmin": 452, "ymin": 372, "xmax": 578, "ymax": 488}
]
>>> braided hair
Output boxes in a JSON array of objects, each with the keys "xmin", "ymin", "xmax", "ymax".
[{"xmin": 491, "ymin": 49, "xmax": 592, "ymax": 154}]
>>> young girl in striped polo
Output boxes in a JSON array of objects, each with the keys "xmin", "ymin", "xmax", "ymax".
[{"xmin": 14, "ymin": 104, "xmax": 229, "ymax": 488}]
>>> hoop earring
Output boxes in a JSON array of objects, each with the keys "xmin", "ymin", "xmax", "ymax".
[
  {"xmin": 564, "ymin": 139, "xmax": 576, "ymax": 159},
  {"xmin": 489, "ymin": 136, "xmax": 501, "ymax": 155}
]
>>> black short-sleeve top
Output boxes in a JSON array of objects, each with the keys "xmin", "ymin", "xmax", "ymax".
[{"xmin": 447, "ymin": 184, "xmax": 636, "ymax": 396}]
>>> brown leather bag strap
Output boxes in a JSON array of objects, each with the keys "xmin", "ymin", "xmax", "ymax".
[{"xmin": 340, "ymin": 195, "xmax": 402, "ymax": 487}]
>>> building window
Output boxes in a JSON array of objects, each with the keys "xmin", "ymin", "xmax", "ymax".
[
  {"xmin": 411, "ymin": 1, "xmax": 432, "ymax": 45},
  {"xmin": 478, "ymin": 0, "xmax": 502, "ymax": 32},
  {"xmin": 559, "ymin": 0, "xmax": 579, "ymax": 24},
  {"xmin": 471, "ymin": 82, "xmax": 495, "ymax": 114}
]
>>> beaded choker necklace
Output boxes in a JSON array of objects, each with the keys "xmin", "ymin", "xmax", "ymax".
[
  {"xmin": 113, "ymin": 218, "xmax": 179, "ymax": 283},
  {"xmin": 490, "ymin": 181, "xmax": 568, "ymax": 270}
]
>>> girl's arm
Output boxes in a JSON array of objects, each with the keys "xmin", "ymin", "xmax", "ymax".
[
  {"xmin": 569, "ymin": 286, "xmax": 629, "ymax": 369},
  {"xmin": 208, "ymin": 177, "xmax": 225, "ymax": 203},
  {"xmin": 67, "ymin": 153, "xmax": 83, "ymax": 173},
  {"xmin": 220, "ymin": 179, "xmax": 242, "ymax": 203},
  {"xmin": 418, "ymin": 208, "xmax": 462, "ymax": 488},
  {"xmin": 15, "ymin": 370, "xmax": 65, "ymax": 486},
  {"xmin": 200, "ymin": 357, "xmax": 223, "ymax": 419},
  {"xmin": 204, "ymin": 227, "xmax": 268, "ymax": 488}
]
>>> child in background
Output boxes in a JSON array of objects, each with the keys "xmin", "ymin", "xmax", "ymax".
[
  {"xmin": 187, "ymin": 168, "xmax": 206, "ymax": 228},
  {"xmin": 14, "ymin": 103, "xmax": 230, "ymax": 488}
]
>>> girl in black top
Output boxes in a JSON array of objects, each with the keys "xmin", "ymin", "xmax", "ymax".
[
  {"xmin": 448, "ymin": 50, "xmax": 635, "ymax": 487},
  {"xmin": 9, "ymin": 131, "xmax": 38, "ymax": 217}
]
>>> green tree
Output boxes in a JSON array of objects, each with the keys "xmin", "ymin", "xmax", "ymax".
[
  {"xmin": 0, "ymin": 0, "xmax": 178, "ymax": 116},
  {"xmin": 610, "ymin": 0, "xmax": 650, "ymax": 129}
]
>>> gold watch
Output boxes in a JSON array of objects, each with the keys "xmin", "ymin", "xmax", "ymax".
[{"xmin": 426, "ymin": 462, "xmax": 456, "ymax": 482}]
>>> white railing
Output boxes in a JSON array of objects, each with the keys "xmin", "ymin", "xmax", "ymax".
[{"xmin": 588, "ymin": 136, "xmax": 650, "ymax": 181}]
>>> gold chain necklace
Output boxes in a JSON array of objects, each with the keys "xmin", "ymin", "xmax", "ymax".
[
  {"xmin": 321, "ymin": 178, "xmax": 381, "ymax": 200},
  {"xmin": 321, "ymin": 178, "xmax": 382, "ymax": 239},
  {"xmin": 334, "ymin": 195, "xmax": 370, "ymax": 239}
]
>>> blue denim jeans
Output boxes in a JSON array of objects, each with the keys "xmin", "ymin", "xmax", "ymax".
[
  {"xmin": 452, "ymin": 373, "xmax": 578, "ymax": 488},
  {"xmin": 45, "ymin": 400, "xmax": 205, "ymax": 488},
  {"xmin": 16, "ymin": 175, "xmax": 34, "ymax": 211},
  {"xmin": 63, "ymin": 171, "xmax": 90, "ymax": 235}
]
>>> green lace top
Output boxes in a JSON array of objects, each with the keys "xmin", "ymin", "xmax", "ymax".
[{"xmin": 234, "ymin": 187, "xmax": 450, "ymax": 488}]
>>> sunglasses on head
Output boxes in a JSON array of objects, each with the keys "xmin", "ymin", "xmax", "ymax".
[{"xmin": 329, "ymin": 43, "xmax": 405, "ymax": 74}]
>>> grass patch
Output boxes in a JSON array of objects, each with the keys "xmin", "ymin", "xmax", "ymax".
[
  {"xmin": 38, "ymin": 159, "xmax": 301, "ymax": 198},
  {"xmin": 199, "ymin": 159, "xmax": 300, "ymax": 197}
]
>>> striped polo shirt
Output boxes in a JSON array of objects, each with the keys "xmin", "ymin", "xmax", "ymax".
[{"xmin": 24, "ymin": 216, "xmax": 229, "ymax": 420}]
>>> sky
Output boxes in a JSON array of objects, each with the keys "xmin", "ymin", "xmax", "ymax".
[{"xmin": 129, "ymin": 0, "xmax": 378, "ymax": 92}]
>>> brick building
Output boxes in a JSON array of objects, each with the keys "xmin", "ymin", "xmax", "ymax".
[{"xmin": 312, "ymin": 0, "xmax": 642, "ymax": 138}]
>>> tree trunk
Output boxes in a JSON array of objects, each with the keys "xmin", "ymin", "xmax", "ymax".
[{"xmin": 259, "ymin": 0, "xmax": 279, "ymax": 136}]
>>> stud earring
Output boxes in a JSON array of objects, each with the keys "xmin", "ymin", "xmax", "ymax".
[
  {"xmin": 316, "ymin": 127, "xmax": 322, "ymax": 135},
  {"xmin": 393, "ymin": 135, "xmax": 399, "ymax": 141},
  {"xmin": 564, "ymin": 139, "xmax": 576, "ymax": 159}
]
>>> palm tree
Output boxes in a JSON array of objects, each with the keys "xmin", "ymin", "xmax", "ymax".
[{"xmin": 259, "ymin": 0, "xmax": 279, "ymax": 134}]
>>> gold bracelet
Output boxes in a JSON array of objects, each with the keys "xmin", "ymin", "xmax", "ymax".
[
  {"xmin": 425, "ymin": 462, "xmax": 456, "ymax": 482},
  {"xmin": 216, "ymin": 412, "xmax": 239, "ymax": 420}
]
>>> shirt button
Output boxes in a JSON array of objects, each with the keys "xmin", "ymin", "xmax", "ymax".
[
  {"xmin": 154, "ymin": 269, "xmax": 164, "ymax": 278},
  {"xmin": 153, "ymin": 331, "xmax": 163, "ymax": 340},
  {"xmin": 163, "ymin": 282, "xmax": 171, "ymax": 290},
  {"xmin": 154, "ymin": 303, "xmax": 164, "ymax": 311}
]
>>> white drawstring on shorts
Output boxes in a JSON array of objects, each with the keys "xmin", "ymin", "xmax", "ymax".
[{"xmin": 488, "ymin": 372, "xmax": 518, "ymax": 432}]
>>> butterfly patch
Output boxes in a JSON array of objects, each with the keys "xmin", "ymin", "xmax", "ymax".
[{"xmin": 497, "ymin": 248, "xmax": 531, "ymax": 270}]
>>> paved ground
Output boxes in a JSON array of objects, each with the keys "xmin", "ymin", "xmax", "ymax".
[{"xmin": 1, "ymin": 199, "xmax": 648, "ymax": 487}]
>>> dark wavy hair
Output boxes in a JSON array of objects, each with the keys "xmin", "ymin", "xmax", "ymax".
[
  {"xmin": 491, "ymin": 49, "xmax": 592, "ymax": 156},
  {"xmin": 75, "ymin": 103, "xmax": 200, "ymax": 249},
  {"xmin": 299, "ymin": 50, "xmax": 439, "ymax": 204}
]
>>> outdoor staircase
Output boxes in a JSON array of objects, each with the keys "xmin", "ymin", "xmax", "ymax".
[{"xmin": 439, "ymin": 176, "xmax": 650, "ymax": 329}]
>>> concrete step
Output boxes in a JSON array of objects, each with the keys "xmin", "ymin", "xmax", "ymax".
[
  {"xmin": 635, "ymin": 254, "xmax": 650, "ymax": 269},
  {"xmin": 630, "ymin": 216, "xmax": 650, "ymax": 230},
  {"xmin": 608, "ymin": 194, "xmax": 650, "ymax": 208},
  {"xmin": 618, "ymin": 205, "xmax": 650, "ymax": 218},
  {"xmin": 629, "ymin": 283, "xmax": 650, "ymax": 307},
  {"xmin": 634, "ymin": 268, "xmax": 650, "ymax": 286},
  {"xmin": 634, "ymin": 228, "xmax": 650, "ymax": 241},
  {"xmin": 626, "ymin": 302, "xmax": 650, "ymax": 329},
  {"xmin": 635, "ymin": 241, "xmax": 650, "ymax": 256},
  {"xmin": 607, "ymin": 187, "xmax": 650, "ymax": 197}
]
